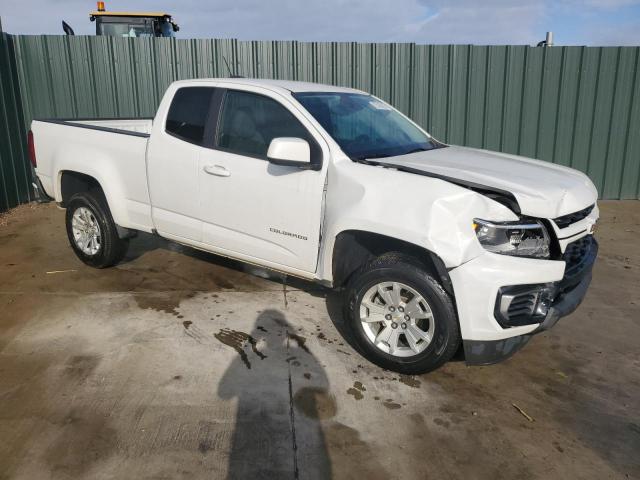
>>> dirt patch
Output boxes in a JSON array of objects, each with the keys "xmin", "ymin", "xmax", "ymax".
[
  {"xmin": 433, "ymin": 418, "xmax": 451, "ymax": 428},
  {"xmin": 287, "ymin": 332, "xmax": 309, "ymax": 354},
  {"xmin": 63, "ymin": 355, "xmax": 101, "ymax": 383},
  {"xmin": 0, "ymin": 203, "xmax": 41, "ymax": 227},
  {"xmin": 293, "ymin": 387, "xmax": 337, "ymax": 419},
  {"xmin": 0, "ymin": 335, "xmax": 120, "ymax": 479},
  {"xmin": 44, "ymin": 408, "xmax": 119, "ymax": 477},
  {"xmin": 346, "ymin": 388, "xmax": 363, "ymax": 400},
  {"xmin": 382, "ymin": 400, "xmax": 401, "ymax": 410},
  {"xmin": 324, "ymin": 422, "xmax": 389, "ymax": 479},
  {"xmin": 134, "ymin": 293, "xmax": 184, "ymax": 316},
  {"xmin": 214, "ymin": 328, "xmax": 267, "ymax": 369},
  {"xmin": 0, "ymin": 233, "xmax": 19, "ymax": 245},
  {"xmin": 404, "ymin": 413, "xmax": 535, "ymax": 479},
  {"xmin": 399, "ymin": 374, "xmax": 421, "ymax": 388}
]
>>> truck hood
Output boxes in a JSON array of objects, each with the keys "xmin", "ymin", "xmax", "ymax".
[{"xmin": 379, "ymin": 146, "xmax": 598, "ymax": 218}]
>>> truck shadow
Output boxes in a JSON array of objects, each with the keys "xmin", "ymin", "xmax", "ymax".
[
  {"xmin": 121, "ymin": 232, "xmax": 463, "ymax": 362},
  {"xmin": 122, "ymin": 231, "xmax": 325, "ymax": 293}
]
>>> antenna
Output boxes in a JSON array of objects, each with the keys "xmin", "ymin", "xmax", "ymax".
[
  {"xmin": 62, "ymin": 20, "xmax": 75, "ymax": 36},
  {"xmin": 222, "ymin": 55, "xmax": 245, "ymax": 78},
  {"xmin": 222, "ymin": 55, "xmax": 233, "ymax": 77}
]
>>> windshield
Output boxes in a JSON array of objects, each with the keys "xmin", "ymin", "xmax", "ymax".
[{"xmin": 293, "ymin": 92, "xmax": 443, "ymax": 160}]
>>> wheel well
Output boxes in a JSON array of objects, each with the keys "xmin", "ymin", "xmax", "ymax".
[
  {"xmin": 331, "ymin": 230, "xmax": 454, "ymax": 295},
  {"xmin": 60, "ymin": 171, "xmax": 102, "ymax": 207}
]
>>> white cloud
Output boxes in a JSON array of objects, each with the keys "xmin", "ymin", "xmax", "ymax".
[
  {"xmin": 177, "ymin": 0, "xmax": 430, "ymax": 42},
  {"xmin": 168, "ymin": 0, "xmax": 547, "ymax": 44},
  {"xmin": 591, "ymin": 24, "xmax": 640, "ymax": 44},
  {"xmin": 570, "ymin": 0, "xmax": 640, "ymax": 8},
  {"xmin": 410, "ymin": 1, "xmax": 546, "ymax": 44}
]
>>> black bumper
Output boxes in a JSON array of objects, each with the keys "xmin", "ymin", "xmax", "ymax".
[
  {"xmin": 532, "ymin": 270, "xmax": 592, "ymax": 333},
  {"xmin": 464, "ymin": 236, "xmax": 598, "ymax": 366}
]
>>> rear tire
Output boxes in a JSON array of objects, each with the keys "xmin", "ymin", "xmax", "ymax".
[
  {"xmin": 344, "ymin": 252, "xmax": 460, "ymax": 374},
  {"xmin": 65, "ymin": 191, "xmax": 128, "ymax": 268}
]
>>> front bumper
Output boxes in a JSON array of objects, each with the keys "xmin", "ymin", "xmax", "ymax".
[
  {"xmin": 450, "ymin": 235, "xmax": 598, "ymax": 366},
  {"xmin": 533, "ymin": 270, "xmax": 592, "ymax": 333},
  {"xmin": 463, "ymin": 271, "xmax": 593, "ymax": 365}
]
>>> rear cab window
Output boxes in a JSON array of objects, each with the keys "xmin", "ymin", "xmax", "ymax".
[{"xmin": 165, "ymin": 87, "xmax": 216, "ymax": 145}]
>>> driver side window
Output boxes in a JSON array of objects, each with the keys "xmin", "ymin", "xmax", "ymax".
[{"xmin": 216, "ymin": 90, "xmax": 311, "ymax": 159}]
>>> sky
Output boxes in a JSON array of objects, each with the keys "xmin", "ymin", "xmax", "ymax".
[{"xmin": 0, "ymin": 0, "xmax": 639, "ymax": 46}]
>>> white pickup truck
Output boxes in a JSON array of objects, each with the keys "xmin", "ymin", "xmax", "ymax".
[{"xmin": 29, "ymin": 78, "xmax": 599, "ymax": 373}]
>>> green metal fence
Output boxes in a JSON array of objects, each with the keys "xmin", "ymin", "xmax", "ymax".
[
  {"xmin": 1, "ymin": 35, "xmax": 639, "ymax": 213},
  {"xmin": 0, "ymin": 31, "xmax": 32, "ymax": 213}
]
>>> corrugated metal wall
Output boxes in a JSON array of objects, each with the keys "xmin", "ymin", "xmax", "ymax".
[
  {"xmin": 2, "ymin": 35, "xmax": 640, "ymax": 211},
  {"xmin": 0, "ymin": 31, "xmax": 32, "ymax": 213}
]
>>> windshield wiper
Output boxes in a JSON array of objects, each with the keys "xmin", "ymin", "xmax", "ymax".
[
  {"xmin": 355, "ymin": 146, "xmax": 438, "ymax": 161},
  {"xmin": 353, "ymin": 153, "xmax": 394, "ymax": 160},
  {"xmin": 403, "ymin": 147, "xmax": 429, "ymax": 155}
]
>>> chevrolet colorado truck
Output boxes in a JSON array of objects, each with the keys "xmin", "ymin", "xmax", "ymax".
[{"xmin": 29, "ymin": 78, "xmax": 599, "ymax": 374}]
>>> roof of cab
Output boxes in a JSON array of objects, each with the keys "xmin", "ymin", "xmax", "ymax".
[{"xmin": 172, "ymin": 78, "xmax": 364, "ymax": 95}]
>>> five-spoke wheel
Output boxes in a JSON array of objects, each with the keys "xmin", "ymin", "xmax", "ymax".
[
  {"xmin": 71, "ymin": 207, "xmax": 102, "ymax": 256},
  {"xmin": 359, "ymin": 281, "xmax": 434, "ymax": 357},
  {"xmin": 65, "ymin": 190, "xmax": 129, "ymax": 268},
  {"xmin": 345, "ymin": 252, "xmax": 461, "ymax": 374}
]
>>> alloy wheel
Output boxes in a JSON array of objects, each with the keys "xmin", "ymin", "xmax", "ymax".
[{"xmin": 359, "ymin": 281, "xmax": 435, "ymax": 357}]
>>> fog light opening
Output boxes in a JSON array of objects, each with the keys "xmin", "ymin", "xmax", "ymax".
[{"xmin": 495, "ymin": 284, "xmax": 556, "ymax": 328}]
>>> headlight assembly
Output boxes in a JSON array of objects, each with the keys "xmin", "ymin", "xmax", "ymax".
[{"xmin": 473, "ymin": 219, "xmax": 551, "ymax": 259}]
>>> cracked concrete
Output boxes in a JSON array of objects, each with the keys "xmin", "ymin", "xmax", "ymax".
[{"xmin": 0, "ymin": 201, "xmax": 638, "ymax": 479}]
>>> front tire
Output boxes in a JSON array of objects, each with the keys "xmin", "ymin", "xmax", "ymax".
[
  {"xmin": 65, "ymin": 191, "xmax": 128, "ymax": 268},
  {"xmin": 344, "ymin": 253, "xmax": 460, "ymax": 374}
]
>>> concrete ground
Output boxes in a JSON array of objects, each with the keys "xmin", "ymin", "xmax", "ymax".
[{"xmin": 0, "ymin": 201, "xmax": 638, "ymax": 480}]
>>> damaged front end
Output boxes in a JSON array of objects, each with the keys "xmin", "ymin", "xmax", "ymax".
[{"xmin": 463, "ymin": 233, "xmax": 598, "ymax": 365}]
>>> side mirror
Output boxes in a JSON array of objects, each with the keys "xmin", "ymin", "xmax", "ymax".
[{"xmin": 267, "ymin": 137, "xmax": 311, "ymax": 168}]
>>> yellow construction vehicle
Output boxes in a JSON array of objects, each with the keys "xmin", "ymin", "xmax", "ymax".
[{"xmin": 62, "ymin": 2, "xmax": 179, "ymax": 37}]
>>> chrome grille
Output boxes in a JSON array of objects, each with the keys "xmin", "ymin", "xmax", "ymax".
[{"xmin": 563, "ymin": 235, "xmax": 595, "ymax": 277}]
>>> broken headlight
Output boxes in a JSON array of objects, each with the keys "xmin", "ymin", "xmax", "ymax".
[{"xmin": 473, "ymin": 219, "xmax": 550, "ymax": 259}]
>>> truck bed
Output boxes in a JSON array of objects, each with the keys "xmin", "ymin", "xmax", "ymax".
[{"xmin": 31, "ymin": 117, "xmax": 154, "ymax": 232}]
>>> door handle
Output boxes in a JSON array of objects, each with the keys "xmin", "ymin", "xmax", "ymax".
[{"xmin": 203, "ymin": 164, "xmax": 230, "ymax": 177}]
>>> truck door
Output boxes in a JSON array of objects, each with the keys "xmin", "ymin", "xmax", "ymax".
[
  {"xmin": 147, "ymin": 87, "xmax": 217, "ymax": 242},
  {"xmin": 198, "ymin": 88, "xmax": 328, "ymax": 273}
]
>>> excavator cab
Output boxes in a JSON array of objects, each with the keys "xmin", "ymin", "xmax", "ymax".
[{"xmin": 88, "ymin": 1, "xmax": 179, "ymax": 37}]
